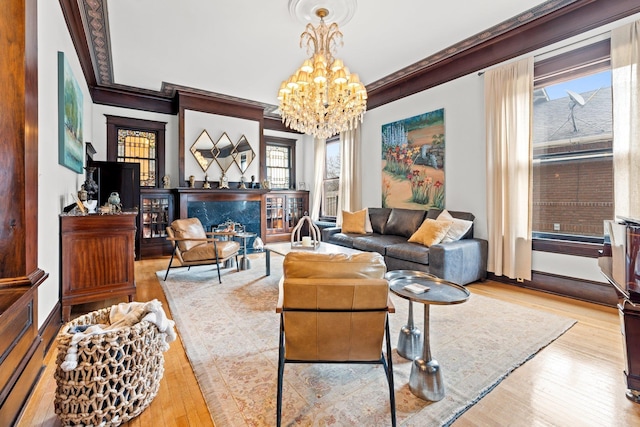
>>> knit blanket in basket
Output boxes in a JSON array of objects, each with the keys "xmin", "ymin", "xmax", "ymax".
[{"xmin": 60, "ymin": 299, "xmax": 176, "ymax": 371}]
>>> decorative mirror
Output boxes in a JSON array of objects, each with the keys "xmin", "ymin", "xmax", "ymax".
[
  {"xmin": 190, "ymin": 130, "xmax": 216, "ymax": 172},
  {"xmin": 233, "ymin": 135, "xmax": 255, "ymax": 173},
  {"xmin": 214, "ymin": 132, "xmax": 235, "ymax": 173}
]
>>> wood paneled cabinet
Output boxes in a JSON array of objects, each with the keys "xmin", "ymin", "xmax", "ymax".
[
  {"xmin": 60, "ymin": 212, "xmax": 137, "ymax": 321},
  {"xmin": 140, "ymin": 189, "xmax": 175, "ymax": 259},
  {"xmin": 265, "ymin": 191, "xmax": 309, "ymax": 243}
]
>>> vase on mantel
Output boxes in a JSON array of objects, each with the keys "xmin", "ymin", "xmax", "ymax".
[{"xmin": 83, "ymin": 167, "xmax": 98, "ymax": 201}]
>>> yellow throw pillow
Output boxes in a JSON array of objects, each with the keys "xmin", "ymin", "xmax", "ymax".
[
  {"xmin": 408, "ymin": 218, "xmax": 453, "ymax": 247},
  {"xmin": 342, "ymin": 209, "xmax": 368, "ymax": 234}
]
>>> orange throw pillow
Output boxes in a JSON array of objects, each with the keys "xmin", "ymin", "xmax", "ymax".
[
  {"xmin": 408, "ymin": 218, "xmax": 453, "ymax": 247},
  {"xmin": 342, "ymin": 209, "xmax": 368, "ymax": 234}
]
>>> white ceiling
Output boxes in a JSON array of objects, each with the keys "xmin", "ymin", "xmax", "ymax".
[{"xmin": 106, "ymin": 0, "xmax": 548, "ymax": 107}]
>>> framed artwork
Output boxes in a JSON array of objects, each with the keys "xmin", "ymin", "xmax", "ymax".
[
  {"xmin": 381, "ymin": 108, "xmax": 445, "ymax": 209},
  {"xmin": 58, "ymin": 51, "xmax": 84, "ymax": 173}
]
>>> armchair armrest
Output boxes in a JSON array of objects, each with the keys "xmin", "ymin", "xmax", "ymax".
[
  {"xmin": 276, "ymin": 277, "xmax": 285, "ymax": 313},
  {"xmin": 429, "ymin": 238, "xmax": 488, "ymax": 285},
  {"xmin": 321, "ymin": 226, "xmax": 342, "ymax": 241}
]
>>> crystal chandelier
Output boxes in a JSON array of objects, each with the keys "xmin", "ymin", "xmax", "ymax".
[{"xmin": 278, "ymin": 8, "xmax": 367, "ymax": 139}]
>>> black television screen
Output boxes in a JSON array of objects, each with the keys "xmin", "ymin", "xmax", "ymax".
[{"xmin": 88, "ymin": 160, "xmax": 140, "ymax": 210}]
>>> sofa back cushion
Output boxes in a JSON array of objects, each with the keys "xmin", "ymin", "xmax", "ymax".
[
  {"xmin": 368, "ymin": 208, "xmax": 392, "ymax": 234},
  {"xmin": 384, "ymin": 208, "xmax": 427, "ymax": 238},
  {"xmin": 426, "ymin": 209, "xmax": 475, "ymax": 239}
]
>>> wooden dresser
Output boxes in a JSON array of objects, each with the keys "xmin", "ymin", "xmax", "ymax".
[{"xmin": 60, "ymin": 212, "xmax": 137, "ymax": 321}]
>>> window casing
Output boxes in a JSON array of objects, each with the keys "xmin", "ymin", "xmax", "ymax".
[
  {"xmin": 265, "ymin": 137, "xmax": 296, "ymax": 190},
  {"xmin": 106, "ymin": 116, "xmax": 166, "ymax": 188},
  {"xmin": 532, "ymin": 39, "xmax": 612, "ymax": 256},
  {"xmin": 322, "ymin": 137, "xmax": 340, "ymax": 218}
]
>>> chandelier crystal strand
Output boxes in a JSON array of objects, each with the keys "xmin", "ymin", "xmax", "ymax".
[{"xmin": 278, "ymin": 8, "xmax": 367, "ymax": 139}]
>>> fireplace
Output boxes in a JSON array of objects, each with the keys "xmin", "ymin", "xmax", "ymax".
[{"xmin": 175, "ymin": 188, "xmax": 268, "ymax": 248}]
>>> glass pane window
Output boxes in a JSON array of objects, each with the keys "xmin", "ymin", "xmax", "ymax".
[
  {"xmin": 322, "ymin": 138, "xmax": 340, "ymax": 217},
  {"xmin": 532, "ymin": 69, "xmax": 613, "ymax": 240},
  {"xmin": 266, "ymin": 145, "xmax": 291, "ymax": 189},
  {"xmin": 117, "ymin": 129, "xmax": 157, "ymax": 187}
]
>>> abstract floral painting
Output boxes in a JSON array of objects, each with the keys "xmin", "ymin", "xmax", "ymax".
[
  {"xmin": 381, "ymin": 109, "xmax": 445, "ymax": 209},
  {"xmin": 58, "ymin": 51, "xmax": 84, "ymax": 173}
]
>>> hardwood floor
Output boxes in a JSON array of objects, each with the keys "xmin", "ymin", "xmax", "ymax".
[{"xmin": 17, "ymin": 258, "xmax": 640, "ymax": 426}]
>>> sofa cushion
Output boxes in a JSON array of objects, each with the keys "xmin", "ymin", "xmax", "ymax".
[
  {"xmin": 352, "ymin": 234, "xmax": 408, "ymax": 255},
  {"xmin": 427, "ymin": 209, "xmax": 475, "ymax": 239},
  {"xmin": 386, "ymin": 242, "xmax": 431, "ymax": 265},
  {"xmin": 342, "ymin": 209, "xmax": 370, "ymax": 234},
  {"xmin": 437, "ymin": 209, "xmax": 474, "ymax": 243},
  {"xmin": 369, "ymin": 208, "xmax": 392, "ymax": 234},
  {"xmin": 328, "ymin": 233, "xmax": 356, "ymax": 248},
  {"xmin": 408, "ymin": 218, "xmax": 452, "ymax": 246},
  {"xmin": 384, "ymin": 208, "xmax": 426, "ymax": 238}
]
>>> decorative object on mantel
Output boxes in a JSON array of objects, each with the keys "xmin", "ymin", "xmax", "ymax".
[
  {"xmin": 162, "ymin": 175, "xmax": 170, "ymax": 188},
  {"xmin": 290, "ymin": 214, "xmax": 321, "ymax": 249},
  {"xmin": 238, "ymin": 176, "xmax": 246, "ymax": 189},
  {"xmin": 277, "ymin": 7, "xmax": 367, "ymax": 139},
  {"xmin": 262, "ymin": 179, "xmax": 270, "ymax": 190},
  {"xmin": 203, "ymin": 174, "xmax": 211, "ymax": 189},
  {"xmin": 188, "ymin": 175, "xmax": 195, "ymax": 188},
  {"xmin": 219, "ymin": 173, "xmax": 230, "ymax": 189}
]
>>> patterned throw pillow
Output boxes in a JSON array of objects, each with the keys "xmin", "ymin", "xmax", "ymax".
[{"xmin": 437, "ymin": 209, "xmax": 473, "ymax": 242}]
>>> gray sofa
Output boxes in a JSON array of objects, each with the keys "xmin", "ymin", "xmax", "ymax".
[{"xmin": 321, "ymin": 207, "xmax": 488, "ymax": 285}]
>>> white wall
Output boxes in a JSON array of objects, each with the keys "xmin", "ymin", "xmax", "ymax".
[
  {"xmin": 37, "ymin": 1, "xmax": 94, "ymax": 327},
  {"xmin": 353, "ymin": 13, "xmax": 640, "ymax": 285}
]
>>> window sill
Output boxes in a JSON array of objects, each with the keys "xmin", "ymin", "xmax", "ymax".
[{"xmin": 532, "ymin": 238, "xmax": 602, "ymax": 258}]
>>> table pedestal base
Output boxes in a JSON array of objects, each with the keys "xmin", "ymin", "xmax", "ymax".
[
  {"xmin": 239, "ymin": 256, "xmax": 251, "ymax": 270},
  {"xmin": 397, "ymin": 301, "xmax": 422, "ymax": 360},
  {"xmin": 409, "ymin": 358, "xmax": 445, "ymax": 401}
]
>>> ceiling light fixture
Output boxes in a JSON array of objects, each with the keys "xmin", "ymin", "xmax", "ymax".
[{"xmin": 278, "ymin": 8, "xmax": 367, "ymax": 139}]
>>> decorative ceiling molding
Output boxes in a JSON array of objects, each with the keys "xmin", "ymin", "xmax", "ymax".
[
  {"xmin": 64, "ymin": 0, "xmax": 640, "ymax": 118},
  {"xmin": 78, "ymin": 0, "xmax": 113, "ymax": 85},
  {"xmin": 366, "ymin": 0, "xmax": 577, "ymax": 92}
]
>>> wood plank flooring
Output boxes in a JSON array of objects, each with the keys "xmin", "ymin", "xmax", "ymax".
[{"xmin": 17, "ymin": 257, "xmax": 640, "ymax": 426}]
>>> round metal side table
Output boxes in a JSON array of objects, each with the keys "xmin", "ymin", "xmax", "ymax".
[{"xmin": 389, "ymin": 273, "xmax": 470, "ymax": 401}]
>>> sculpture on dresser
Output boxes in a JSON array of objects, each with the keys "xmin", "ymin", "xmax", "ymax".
[{"xmin": 83, "ymin": 166, "xmax": 98, "ymax": 201}]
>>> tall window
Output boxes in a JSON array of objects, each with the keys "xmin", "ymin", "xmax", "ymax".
[
  {"xmin": 532, "ymin": 40, "xmax": 612, "ymax": 243},
  {"xmin": 322, "ymin": 137, "xmax": 340, "ymax": 218},
  {"xmin": 265, "ymin": 137, "xmax": 296, "ymax": 190},
  {"xmin": 106, "ymin": 116, "xmax": 166, "ymax": 188}
]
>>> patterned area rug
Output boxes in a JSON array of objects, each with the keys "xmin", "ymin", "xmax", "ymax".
[{"xmin": 158, "ymin": 254, "xmax": 575, "ymax": 426}]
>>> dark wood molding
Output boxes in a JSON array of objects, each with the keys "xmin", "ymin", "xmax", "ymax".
[
  {"xmin": 39, "ymin": 302, "xmax": 62, "ymax": 354},
  {"xmin": 177, "ymin": 91, "xmax": 265, "ymax": 186},
  {"xmin": 366, "ymin": 0, "xmax": 640, "ymax": 109},
  {"xmin": 60, "ymin": 0, "xmax": 640, "ymax": 119},
  {"xmin": 534, "ymin": 38, "xmax": 611, "ymax": 87},
  {"xmin": 91, "ymin": 85, "xmax": 175, "ymax": 115},
  {"xmin": 58, "ymin": 0, "xmax": 97, "ymax": 88},
  {"xmin": 264, "ymin": 116, "xmax": 301, "ymax": 133},
  {"xmin": 488, "ymin": 270, "xmax": 618, "ymax": 307}
]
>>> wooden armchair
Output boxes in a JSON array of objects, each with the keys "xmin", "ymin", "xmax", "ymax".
[
  {"xmin": 164, "ymin": 218, "xmax": 240, "ymax": 283},
  {"xmin": 276, "ymin": 251, "xmax": 396, "ymax": 426}
]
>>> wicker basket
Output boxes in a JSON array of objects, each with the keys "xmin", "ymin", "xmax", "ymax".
[{"xmin": 54, "ymin": 306, "xmax": 167, "ymax": 426}]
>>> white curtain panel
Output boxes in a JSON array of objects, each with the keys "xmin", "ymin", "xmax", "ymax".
[
  {"xmin": 611, "ymin": 20, "xmax": 640, "ymax": 219},
  {"xmin": 310, "ymin": 137, "xmax": 326, "ymax": 221},
  {"xmin": 336, "ymin": 127, "xmax": 362, "ymax": 225},
  {"xmin": 484, "ymin": 56, "xmax": 534, "ymax": 280}
]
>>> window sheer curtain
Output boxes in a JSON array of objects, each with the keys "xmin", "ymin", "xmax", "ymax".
[
  {"xmin": 485, "ymin": 56, "xmax": 534, "ymax": 280},
  {"xmin": 310, "ymin": 137, "xmax": 326, "ymax": 221},
  {"xmin": 336, "ymin": 127, "xmax": 362, "ymax": 225},
  {"xmin": 611, "ymin": 20, "xmax": 640, "ymax": 219}
]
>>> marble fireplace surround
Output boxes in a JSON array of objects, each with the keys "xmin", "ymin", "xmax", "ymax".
[{"xmin": 175, "ymin": 188, "xmax": 269, "ymax": 247}]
